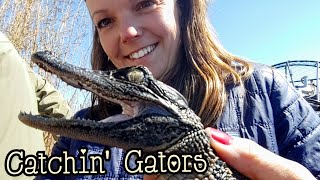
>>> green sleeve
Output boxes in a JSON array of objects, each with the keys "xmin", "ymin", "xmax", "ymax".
[{"xmin": 28, "ymin": 67, "xmax": 72, "ymax": 119}]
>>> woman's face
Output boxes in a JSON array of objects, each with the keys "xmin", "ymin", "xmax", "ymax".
[{"xmin": 86, "ymin": 0, "xmax": 181, "ymax": 80}]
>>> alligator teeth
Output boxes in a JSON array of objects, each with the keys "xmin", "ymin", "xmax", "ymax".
[{"xmin": 129, "ymin": 44, "xmax": 156, "ymax": 59}]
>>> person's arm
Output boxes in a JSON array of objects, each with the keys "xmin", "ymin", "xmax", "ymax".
[
  {"xmin": 28, "ymin": 68, "xmax": 72, "ymax": 119},
  {"xmin": 206, "ymin": 128, "xmax": 317, "ymax": 180}
]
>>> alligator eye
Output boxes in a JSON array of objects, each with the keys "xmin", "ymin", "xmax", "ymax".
[{"xmin": 127, "ymin": 69, "xmax": 144, "ymax": 83}]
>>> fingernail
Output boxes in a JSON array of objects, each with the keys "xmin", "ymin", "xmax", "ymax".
[{"xmin": 209, "ymin": 128, "xmax": 233, "ymax": 145}]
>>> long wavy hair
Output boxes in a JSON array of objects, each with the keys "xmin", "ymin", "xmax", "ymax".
[{"xmin": 89, "ymin": 0, "xmax": 253, "ymax": 127}]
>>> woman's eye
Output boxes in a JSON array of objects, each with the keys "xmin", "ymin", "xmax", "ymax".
[
  {"xmin": 97, "ymin": 18, "xmax": 112, "ymax": 29},
  {"xmin": 137, "ymin": 0, "xmax": 156, "ymax": 11}
]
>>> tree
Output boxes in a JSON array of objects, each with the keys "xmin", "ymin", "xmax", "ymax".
[{"xmin": 0, "ymin": 0, "xmax": 92, "ymax": 154}]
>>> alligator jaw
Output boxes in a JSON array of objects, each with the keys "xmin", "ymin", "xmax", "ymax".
[{"xmin": 19, "ymin": 111, "xmax": 186, "ymax": 152}]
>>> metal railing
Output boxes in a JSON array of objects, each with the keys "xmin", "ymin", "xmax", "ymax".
[{"xmin": 272, "ymin": 60, "xmax": 320, "ymax": 112}]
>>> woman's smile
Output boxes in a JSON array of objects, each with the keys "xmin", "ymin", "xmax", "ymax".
[{"xmin": 127, "ymin": 43, "xmax": 158, "ymax": 60}]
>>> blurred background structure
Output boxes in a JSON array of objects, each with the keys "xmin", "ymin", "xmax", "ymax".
[{"xmin": 272, "ymin": 60, "xmax": 320, "ymax": 114}]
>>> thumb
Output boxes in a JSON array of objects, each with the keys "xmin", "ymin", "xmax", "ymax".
[{"xmin": 205, "ymin": 127, "xmax": 315, "ymax": 180}]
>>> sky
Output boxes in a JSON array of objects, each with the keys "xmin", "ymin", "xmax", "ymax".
[{"xmin": 207, "ymin": 0, "xmax": 320, "ymax": 65}]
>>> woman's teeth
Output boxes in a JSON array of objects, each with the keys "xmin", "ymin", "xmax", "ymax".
[{"xmin": 129, "ymin": 44, "xmax": 156, "ymax": 59}]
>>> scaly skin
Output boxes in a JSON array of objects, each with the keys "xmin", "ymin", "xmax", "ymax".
[{"xmin": 19, "ymin": 51, "xmax": 246, "ymax": 179}]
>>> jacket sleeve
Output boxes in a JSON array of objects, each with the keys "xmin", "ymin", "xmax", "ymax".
[
  {"xmin": 28, "ymin": 67, "xmax": 72, "ymax": 119},
  {"xmin": 269, "ymin": 67, "xmax": 320, "ymax": 178}
]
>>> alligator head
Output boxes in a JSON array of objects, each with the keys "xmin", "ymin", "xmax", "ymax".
[{"xmin": 19, "ymin": 51, "xmax": 204, "ymax": 153}]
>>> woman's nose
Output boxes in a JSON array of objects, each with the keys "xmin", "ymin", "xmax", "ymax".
[{"xmin": 119, "ymin": 21, "xmax": 141, "ymax": 44}]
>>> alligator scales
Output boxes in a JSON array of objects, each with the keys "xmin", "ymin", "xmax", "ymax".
[{"xmin": 19, "ymin": 51, "xmax": 245, "ymax": 179}]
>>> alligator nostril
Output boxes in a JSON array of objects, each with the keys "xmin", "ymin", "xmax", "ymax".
[{"xmin": 127, "ymin": 69, "xmax": 144, "ymax": 83}]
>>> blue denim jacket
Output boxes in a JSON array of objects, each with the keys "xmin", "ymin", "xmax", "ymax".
[{"xmin": 38, "ymin": 64, "xmax": 320, "ymax": 179}]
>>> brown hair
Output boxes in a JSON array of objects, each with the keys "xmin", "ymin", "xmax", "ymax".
[{"xmin": 89, "ymin": 0, "xmax": 252, "ymax": 127}]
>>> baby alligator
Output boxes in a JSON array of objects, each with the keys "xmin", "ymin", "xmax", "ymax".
[{"xmin": 19, "ymin": 51, "xmax": 245, "ymax": 179}]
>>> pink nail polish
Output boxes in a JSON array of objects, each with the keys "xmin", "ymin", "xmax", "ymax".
[{"xmin": 210, "ymin": 128, "xmax": 233, "ymax": 145}]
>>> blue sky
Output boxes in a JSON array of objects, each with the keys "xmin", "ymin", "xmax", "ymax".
[{"xmin": 208, "ymin": 0, "xmax": 320, "ymax": 65}]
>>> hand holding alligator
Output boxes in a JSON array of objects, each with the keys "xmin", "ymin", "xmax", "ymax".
[
  {"xmin": 205, "ymin": 128, "xmax": 316, "ymax": 180},
  {"xmin": 144, "ymin": 127, "xmax": 317, "ymax": 180}
]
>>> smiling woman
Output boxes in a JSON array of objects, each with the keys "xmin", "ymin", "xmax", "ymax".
[{"xmin": 33, "ymin": 0, "xmax": 320, "ymax": 179}]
